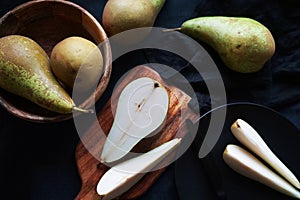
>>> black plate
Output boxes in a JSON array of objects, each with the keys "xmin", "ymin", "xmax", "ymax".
[{"xmin": 175, "ymin": 102, "xmax": 300, "ymax": 200}]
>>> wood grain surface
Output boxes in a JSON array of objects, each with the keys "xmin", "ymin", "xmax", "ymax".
[{"xmin": 75, "ymin": 65, "xmax": 199, "ymax": 200}]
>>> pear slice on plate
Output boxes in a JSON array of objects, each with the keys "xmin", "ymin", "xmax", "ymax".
[
  {"xmin": 231, "ymin": 119, "xmax": 300, "ymax": 189},
  {"xmin": 101, "ymin": 77, "xmax": 169, "ymax": 163},
  {"xmin": 97, "ymin": 138, "xmax": 181, "ymax": 200},
  {"xmin": 223, "ymin": 144, "xmax": 300, "ymax": 199}
]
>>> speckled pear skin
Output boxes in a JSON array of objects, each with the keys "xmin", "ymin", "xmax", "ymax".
[
  {"xmin": 0, "ymin": 35, "xmax": 75, "ymax": 114},
  {"xmin": 181, "ymin": 17, "xmax": 275, "ymax": 73},
  {"xmin": 102, "ymin": 0, "xmax": 166, "ymax": 36}
]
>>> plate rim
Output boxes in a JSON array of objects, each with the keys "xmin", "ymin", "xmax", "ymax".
[{"xmin": 175, "ymin": 102, "xmax": 300, "ymax": 200}]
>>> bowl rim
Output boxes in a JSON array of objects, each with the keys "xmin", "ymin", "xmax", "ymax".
[{"xmin": 0, "ymin": 0, "xmax": 112, "ymax": 123}]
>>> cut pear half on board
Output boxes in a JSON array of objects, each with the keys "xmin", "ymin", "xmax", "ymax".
[
  {"xmin": 101, "ymin": 77, "xmax": 169, "ymax": 163},
  {"xmin": 223, "ymin": 144, "xmax": 300, "ymax": 199},
  {"xmin": 231, "ymin": 119, "xmax": 300, "ymax": 189},
  {"xmin": 97, "ymin": 138, "xmax": 181, "ymax": 200}
]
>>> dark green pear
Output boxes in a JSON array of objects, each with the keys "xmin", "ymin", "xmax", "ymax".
[
  {"xmin": 102, "ymin": 0, "xmax": 166, "ymax": 36},
  {"xmin": 170, "ymin": 16, "xmax": 275, "ymax": 73},
  {"xmin": 0, "ymin": 35, "xmax": 90, "ymax": 114}
]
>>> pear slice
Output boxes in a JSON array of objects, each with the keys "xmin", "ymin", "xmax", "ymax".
[
  {"xmin": 97, "ymin": 138, "xmax": 181, "ymax": 200},
  {"xmin": 101, "ymin": 77, "xmax": 169, "ymax": 163},
  {"xmin": 223, "ymin": 144, "xmax": 300, "ymax": 199},
  {"xmin": 231, "ymin": 119, "xmax": 300, "ymax": 189}
]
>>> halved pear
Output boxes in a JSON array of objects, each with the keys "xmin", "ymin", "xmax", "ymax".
[
  {"xmin": 231, "ymin": 119, "xmax": 300, "ymax": 189},
  {"xmin": 101, "ymin": 77, "xmax": 169, "ymax": 163},
  {"xmin": 223, "ymin": 144, "xmax": 300, "ymax": 199},
  {"xmin": 97, "ymin": 138, "xmax": 181, "ymax": 200}
]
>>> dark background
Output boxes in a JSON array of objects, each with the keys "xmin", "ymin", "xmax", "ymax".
[{"xmin": 1, "ymin": 0, "xmax": 300, "ymax": 199}]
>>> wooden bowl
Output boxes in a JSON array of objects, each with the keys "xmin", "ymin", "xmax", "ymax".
[{"xmin": 0, "ymin": 0, "xmax": 112, "ymax": 123}]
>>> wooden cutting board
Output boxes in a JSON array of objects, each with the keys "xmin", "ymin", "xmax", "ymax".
[{"xmin": 75, "ymin": 65, "xmax": 200, "ymax": 200}]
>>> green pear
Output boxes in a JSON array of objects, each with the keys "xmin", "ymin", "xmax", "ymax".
[
  {"xmin": 166, "ymin": 16, "xmax": 275, "ymax": 73},
  {"xmin": 102, "ymin": 0, "xmax": 166, "ymax": 36},
  {"xmin": 0, "ymin": 35, "xmax": 90, "ymax": 114}
]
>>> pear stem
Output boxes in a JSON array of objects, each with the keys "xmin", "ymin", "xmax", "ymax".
[
  {"xmin": 162, "ymin": 27, "xmax": 182, "ymax": 32},
  {"xmin": 72, "ymin": 106, "xmax": 94, "ymax": 114}
]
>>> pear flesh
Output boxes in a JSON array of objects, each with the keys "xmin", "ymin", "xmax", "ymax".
[
  {"xmin": 97, "ymin": 138, "xmax": 181, "ymax": 200},
  {"xmin": 0, "ymin": 35, "xmax": 81, "ymax": 114},
  {"xmin": 223, "ymin": 144, "xmax": 300, "ymax": 199},
  {"xmin": 180, "ymin": 17, "xmax": 275, "ymax": 73},
  {"xmin": 102, "ymin": 0, "xmax": 166, "ymax": 36},
  {"xmin": 101, "ymin": 77, "xmax": 169, "ymax": 163},
  {"xmin": 231, "ymin": 119, "xmax": 300, "ymax": 189}
]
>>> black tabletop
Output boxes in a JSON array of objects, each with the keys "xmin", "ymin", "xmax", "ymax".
[{"xmin": 1, "ymin": 0, "xmax": 300, "ymax": 200}]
